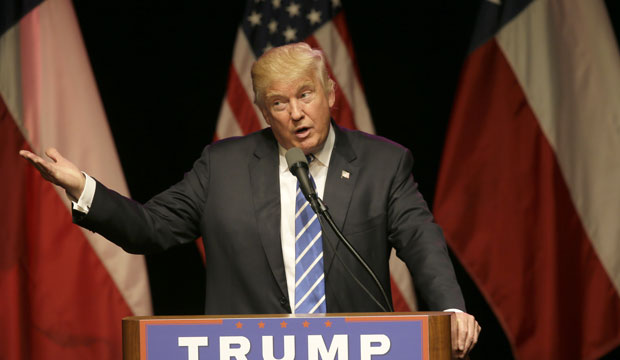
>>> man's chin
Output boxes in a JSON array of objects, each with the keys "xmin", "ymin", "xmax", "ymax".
[
  {"xmin": 288, "ymin": 134, "xmax": 325, "ymax": 155},
  {"xmin": 297, "ymin": 142, "xmax": 320, "ymax": 155}
]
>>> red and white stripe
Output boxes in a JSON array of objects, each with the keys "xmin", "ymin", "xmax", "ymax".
[
  {"xmin": 435, "ymin": 0, "xmax": 620, "ymax": 358},
  {"xmin": 0, "ymin": 0, "xmax": 151, "ymax": 358},
  {"xmin": 214, "ymin": 11, "xmax": 415, "ymax": 312}
]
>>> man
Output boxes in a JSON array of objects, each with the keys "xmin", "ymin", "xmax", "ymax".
[{"xmin": 20, "ymin": 42, "xmax": 480, "ymax": 357}]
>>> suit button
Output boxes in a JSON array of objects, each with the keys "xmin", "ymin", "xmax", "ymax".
[{"xmin": 280, "ymin": 297, "xmax": 288, "ymax": 306}]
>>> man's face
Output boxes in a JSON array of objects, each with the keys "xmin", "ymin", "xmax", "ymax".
[{"xmin": 260, "ymin": 75, "xmax": 335, "ymax": 155}]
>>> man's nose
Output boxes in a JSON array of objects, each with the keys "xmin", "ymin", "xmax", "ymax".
[{"xmin": 289, "ymin": 100, "xmax": 304, "ymax": 121}]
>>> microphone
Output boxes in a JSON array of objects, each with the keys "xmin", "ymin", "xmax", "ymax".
[{"xmin": 285, "ymin": 147, "xmax": 321, "ymax": 213}]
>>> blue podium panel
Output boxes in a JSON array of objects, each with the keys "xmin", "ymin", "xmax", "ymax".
[{"xmin": 139, "ymin": 315, "xmax": 429, "ymax": 360}]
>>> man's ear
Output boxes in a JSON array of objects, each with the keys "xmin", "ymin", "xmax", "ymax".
[
  {"xmin": 328, "ymin": 88, "xmax": 336, "ymax": 108},
  {"xmin": 327, "ymin": 80, "xmax": 336, "ymax": 108}
]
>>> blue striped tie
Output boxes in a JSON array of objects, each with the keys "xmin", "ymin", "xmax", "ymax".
[{"xmin": 294, "ymin": 158, "xmax": 326, "ymax": 314}]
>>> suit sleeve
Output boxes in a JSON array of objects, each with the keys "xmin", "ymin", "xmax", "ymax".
[
  {"xmin": 74, "ymin": 146, "xmax": 210, "ymax": 254},
  {"xmin": 387, "ymin": 148, "xmax": 466, "ymax": 311}
]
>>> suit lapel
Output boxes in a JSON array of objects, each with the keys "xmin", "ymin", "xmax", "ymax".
[
  {"xmin": 322, "ymin": 125, "xmax": 359, "ymax": 274},
  {"xmin": 249, "ymin": 130, "xmax": 288, "ymax": 298}
]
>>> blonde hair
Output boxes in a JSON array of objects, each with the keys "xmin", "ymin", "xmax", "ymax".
[{"xmin": 251, "ymin": 42, "xmax": 335, "ymax": 107}]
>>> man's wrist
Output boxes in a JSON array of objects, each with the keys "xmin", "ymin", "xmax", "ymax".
[
  {"xmin": 66, "ymin": 173, "xmax": 86, "ymax": 202},
  {"xmin": 71, "ymin": 173, "xmax": 96, "ymax": 213}
]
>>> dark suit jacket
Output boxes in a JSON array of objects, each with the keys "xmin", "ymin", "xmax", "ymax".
[{"xmin": 76, "ymin": 124, "xmax": 465, "ymax": 314}]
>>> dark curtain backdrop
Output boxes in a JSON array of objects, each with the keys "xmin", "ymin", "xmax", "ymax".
[{"xmin": 71, "ymin": 1, "xmax": 620, "ymax": 358}]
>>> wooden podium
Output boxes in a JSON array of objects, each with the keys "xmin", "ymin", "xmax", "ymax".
[{"xmin": 123, "ymin": 312, "xmax": 452, "ymax": 360}]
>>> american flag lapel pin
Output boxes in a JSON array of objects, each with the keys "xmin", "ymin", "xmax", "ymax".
[{"xmin": 341, "ymin": 170, "xmax": 350, "ymax": 179}]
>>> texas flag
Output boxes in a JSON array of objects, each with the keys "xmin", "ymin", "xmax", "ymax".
[
  {"xmin": 0, "ymin": 0, "xmax": 152, "ymax": 358},
  {"xmin": 435, "ymin": 0, "xmax": 620, "ymax": 358}
]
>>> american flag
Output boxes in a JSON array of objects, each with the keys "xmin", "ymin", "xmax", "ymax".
[{"xmin": 213, "ymin": 0, "xmax": 416, "ymax": 312}]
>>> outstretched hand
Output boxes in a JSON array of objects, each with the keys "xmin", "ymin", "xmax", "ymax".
[
  {"xmin": 19, "ymin": 148, "xmax": 86, "ymax": 201},
  {"xmin": 451, "ymin": 311, "xmax": 481, "ymax": 359}
]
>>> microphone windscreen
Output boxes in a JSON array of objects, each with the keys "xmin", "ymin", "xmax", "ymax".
[{"xmin": 285, "ymin": 147, "xmax": 308, "ymax": 171}]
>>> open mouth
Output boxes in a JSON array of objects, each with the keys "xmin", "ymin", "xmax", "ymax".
[{"xmin": 295, "ymin": 127, "xmax": 310, "ymax": 138}]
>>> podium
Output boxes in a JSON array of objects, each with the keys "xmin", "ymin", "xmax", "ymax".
[{"xmin": 123, "ymin": 312, "xmax": 452, "ymax": 360}]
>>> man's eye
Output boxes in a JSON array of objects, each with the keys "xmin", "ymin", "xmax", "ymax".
[{"xmin": 273, "ymin": 101, "xmax": 286, "ymax": 110}]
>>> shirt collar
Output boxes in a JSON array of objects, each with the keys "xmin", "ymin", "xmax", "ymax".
[{"xmin": 278, "ymin": 124, "xmax": 335, "ymax": 173}]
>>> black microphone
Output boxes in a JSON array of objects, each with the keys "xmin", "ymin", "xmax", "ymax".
[{"xmin": 285, "ymin": 147, "xmax": 321, "ymax": 213}]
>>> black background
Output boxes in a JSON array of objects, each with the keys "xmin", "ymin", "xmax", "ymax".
[{"xmin": 71, "ymin": 1, "xmax": 620, "ymax": 358}]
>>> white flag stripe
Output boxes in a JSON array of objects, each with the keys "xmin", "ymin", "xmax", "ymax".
[
  {"xmin": 388, "ymin": 249, "xmax": 417, "ymax": 310},
  {"xmin": 26, "ymin": 0, "xmax": 152, "ymax": 315},
  {"xmin": 230, "ymin": 28, "xmax": 268, "ymax": 129},
  {"xmin": 295, "ymin": 273, "xmax": 325, "ymax": 310},
  {"xmin": 295, "ymin": 213, "xmax": 318, "ymax": 241},
  {"xmin": 295, "ymin": 252, "xmax": 324, "ymax": 288},
  {"xmin": 314, "ymin": 22, "xmax": 375, "ymax": 134},
  {"xmin": 215, "ymin": 99, "xmax": 244, "ymax": 139},
  {"xmin": 308, "ymin": 294, "xmax": 326, "ymax": 314},
  {"xmin": 0, "ymin": 25, "xmax": 23, "ymax": 130},
  {"xmin": 296, "ymin": 231, "xmax": 322, "ymax": 264},
  {"xmin": 497, "ymin": 0, "xmax": 620, "ymax": 292}
]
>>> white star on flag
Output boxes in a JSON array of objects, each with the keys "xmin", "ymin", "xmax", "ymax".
[
  {"xmin": 268, "ymin": 19, "xmax": 278, "ymax": 34},
  {"xmin": 307, "ymin": 9, "xmax": 321, "ymax": 25},
  {"xmin": 248, "ymin": 11, "xmax": 262, "ymax": 26},
  {"xmin": 286, "ymin": 2, "xmax": 301, "ymax": 17},
  {"xmin": 283, "ymin": 26, "xmax": 297, "ymax": 41}
]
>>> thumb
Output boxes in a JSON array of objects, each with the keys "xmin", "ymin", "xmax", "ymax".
[{"xmin": 45, "ymin": 147, "xmax": 63, "ymax": 163}]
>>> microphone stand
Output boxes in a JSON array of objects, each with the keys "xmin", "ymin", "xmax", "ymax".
[{"xmin": 309, "ymin": 195, "xmax": 394, "ymax": 313}]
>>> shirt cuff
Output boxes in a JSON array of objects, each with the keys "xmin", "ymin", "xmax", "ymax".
[
  {"xmin": 444, "ymin": 308, "xmax": 463, "ymax": 313},
  {"xmin": 72, "ymin": 173, "xmax": 96, "ymax": 213}
]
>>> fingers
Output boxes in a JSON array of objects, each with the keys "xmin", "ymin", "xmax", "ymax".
[
  {"xmin": 19, "ymin": 148, "xmax": 63, "ymax": 186},
  {"xmin": 19, "ymin": 149, "xmax": 41, "ymax": 163},
  {"xmin": 20, "ymin": 150, "xmax": 52, "ymax": 174},
  {"xmin": 451, "ymin": 314, "xmax": 458, "ymax": 356},
  {"xmin": 461, "ymin": 317, "xmax": 468, "ymax": 351},
  {"xmin": 455, "ymin": 313, "xmax": 467, "ymax": 353},
  {"xmin": 463, "ymin": 314, "xmax": 475, "ymax": 354},
  {"xmin": 23, "ymin": 148, "xmax": 86, "ymax": 199},
  {"xmin": 451, "ymin": 312, "xmax": 481, "ymax": 359}
]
